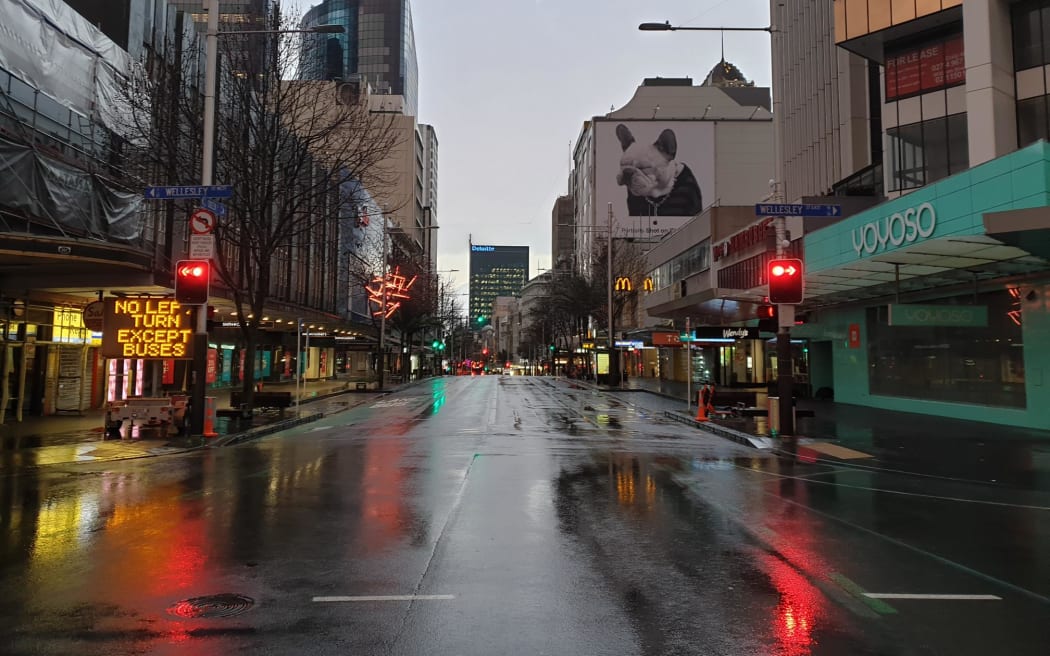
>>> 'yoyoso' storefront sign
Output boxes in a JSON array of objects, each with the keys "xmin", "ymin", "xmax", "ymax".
[{"xmin": 851, "ymin": 202, "xmax": 936, "ymax": 256}]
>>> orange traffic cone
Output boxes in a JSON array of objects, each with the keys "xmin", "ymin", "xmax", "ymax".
[{"xmin": 695, "ymin": 388, "xmax": 710, "ymax": 422}]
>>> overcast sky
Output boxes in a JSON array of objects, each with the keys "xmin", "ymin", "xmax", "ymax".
[{"xmin": 291, "ymin": 0, "xmax": 773, "ymax": 300}]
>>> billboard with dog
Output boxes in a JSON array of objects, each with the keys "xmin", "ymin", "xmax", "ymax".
[{"xmin": 594, "ymin": 120, "xmax": 715, "ymax": 240}]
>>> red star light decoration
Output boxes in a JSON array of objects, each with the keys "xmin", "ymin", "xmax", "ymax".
[{"xmin": 366, "ymin": 266, "xmax": 417, "ymax": 319}]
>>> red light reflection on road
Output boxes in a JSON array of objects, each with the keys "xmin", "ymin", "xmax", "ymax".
[
  {"xmin": 359, "ymin": 438, "xmax": 409, "ymax": 551},
  {"xmin": 761, "ymin": 552, "xmax": 823, "ymax": 656}
]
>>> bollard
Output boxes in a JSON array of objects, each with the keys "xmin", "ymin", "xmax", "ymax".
[{"xmin": 203, "ymin": 396, "xmax": 219, "ymax": 437}]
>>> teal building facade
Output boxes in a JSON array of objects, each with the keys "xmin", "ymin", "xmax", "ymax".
[{"xmin": 796, "ymin": 142, "xmax": 1050, "ymax": 430}]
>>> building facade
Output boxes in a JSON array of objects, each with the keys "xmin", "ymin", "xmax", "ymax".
[
  {"xmin": 783, "ymin": 0, "xmax": 1050, "ymax": 429},
  {"xmin": 551, "ymin": 195, "xmax": 574, "ymax": 271},
  {"xmin": 299, "ymin": 0, "xmax": 419, "ymax": 117},
  {"xmin": 492, "ymin": 296, "xmax": 519, "ymax": 363},
  {"xmin": 469, "ymin": 245, "xmax": 529, "ymax": 329},
  {"xmin": 573, "ymin": 75, "xmax": 775, "ymax": 259},
  {"xmin": 0, "ymin": 1, "xmax": 397, "ymax": 420},
  {"xmin": 571, "ymin": 74, "xmax": 774, "ymax": 347},
  {"xmin": 420, "ymin": 123, "xmax": 439, "ymax": 262},
  {"xmin": 772, "ymin": 0, "xmax": 878, "ymax": 202}
]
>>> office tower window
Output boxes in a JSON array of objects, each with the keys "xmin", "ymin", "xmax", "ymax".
[
  {"xmin": 1012, "ymin": 0, "xmax": 1050, "ymax": 70},
  {"xmin": 887, "ymin": 114, "xmax": 968, "ymax": 191}
]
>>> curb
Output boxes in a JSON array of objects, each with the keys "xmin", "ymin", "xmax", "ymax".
[
  {"xmin": 209, "ymin": 376, "xmax": 435, "ymax": 447},
  {"xmin": 662, "ymin": 410, "xmax": 775, "ymax": 450},
  {"xmin": 211, "ymin": 411, "xmax": 325, "ymax": 446}
]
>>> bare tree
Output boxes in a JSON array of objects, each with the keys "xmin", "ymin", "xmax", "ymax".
[{"xmin": 119, "ymin": 3, "xmax": 403, "ymax": 405}]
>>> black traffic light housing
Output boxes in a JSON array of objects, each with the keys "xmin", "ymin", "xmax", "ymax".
[
  {"xmin": 174, "ymin": 260, "xmax": 211, "ymax": 304},
  {"xmin": 767, "ymin": 258, "xmax": 804, "ymax": 304},
  {"xmin": 757, "ymin": 304, "xmax": 778, "ymax": 333}
]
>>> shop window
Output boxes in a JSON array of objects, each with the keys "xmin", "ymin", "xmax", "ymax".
[
  {"xmin": 887, "ymin": 114, "xmax": 968, "ymax": 191},
  {"xmin": 866, "ymin": 291, "xmax": 1026, "ymax": 408}
]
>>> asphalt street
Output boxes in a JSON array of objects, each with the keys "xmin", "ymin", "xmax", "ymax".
[{"xmin": 0, "ymin": 375, "xmax": 1047, "ymax": 655}]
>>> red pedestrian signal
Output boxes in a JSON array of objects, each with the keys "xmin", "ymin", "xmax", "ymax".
[
  {"xmin": 767, "ymin": 258, "xmax": 803, "ymax": 304},
  {"xmin": 175, "ymin": 259, "xmax": 211, "ymax": 304},
  {"xmin": 757, "ymin": 304, "xmax": 778, "ymax": 333}
]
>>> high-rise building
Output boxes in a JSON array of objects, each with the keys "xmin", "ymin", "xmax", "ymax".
[
  {"xmin": 299, "ymin": 0, "xmax": 419, "ymax": 117},
  {"xmin": 770, "ymin": 0, "xmax": 877, "ymax": 201},
  {"xmin": 469, "ymin": 245, "xmax": 529, "ymax": 329},
  {"xmin": 551, "ymin": 195, "xmax": 574, "ymax": 271},
  {"xmin": 420, "ymin": 123, "xmax": 439, "ymax": 261}
]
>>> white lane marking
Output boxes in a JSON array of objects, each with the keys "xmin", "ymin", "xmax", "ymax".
[
  {"xmin": 310, "ymin": 426, "xmax": 332, "ymax": 432},
  {"xmin": 863, "ymin": 593, "xmax": 1002, "ymax": 600},
  {"xmin": 370, "ymin": 398, "xmax": 412, "ymax": 408},
  {"xmin": 313, "ymin": 595, "xmax": 455, "ymax": 602}
]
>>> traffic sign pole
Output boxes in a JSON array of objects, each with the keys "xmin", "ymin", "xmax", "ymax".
[
  {"xmin": 773, "ymin": 221, "xmax": 795, "ymax": 437},
  {"xmin": 685, "ymin": 317, "xmax": 692, "ymax": 413}
]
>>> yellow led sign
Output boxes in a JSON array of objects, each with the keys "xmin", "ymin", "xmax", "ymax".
[{"xmin": 101, "ymin": 298, "xmax": 195, "ymax": 359}]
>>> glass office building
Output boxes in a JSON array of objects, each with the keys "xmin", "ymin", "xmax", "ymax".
[
  {"xmin": 469, "ymin": 245, "xmax": 529, "ymax": 329},
  {"xmin": 299, "ymin": 0, "xmax": 418, "ymax": 116}
]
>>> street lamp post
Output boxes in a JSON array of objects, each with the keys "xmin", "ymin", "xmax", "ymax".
[
  {"xmin": 606, "ymin": 203, "xmax": 616, "ymax": 388},
  {"xmin": 189, "ymin": 4, "xmax": 344, "ymax": 436},
  {"xmin": 638, "ymin": 21, "xmax": 774, "ymax": 33},
  {"xmin": 639, "ymin": 18, "xmax": 794, "ymax": 434},
  {"xmin": 378, "ymin": 217, "xmax": 389, "ymax": 389},
  {"xmin": 295, "ymin": 317, "xmax": 303, "ymax": 416}
]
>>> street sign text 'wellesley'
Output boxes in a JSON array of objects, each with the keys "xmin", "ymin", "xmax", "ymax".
[{"xmin": 755, "ymin": 203, "xmax": 842, "ymax": 217}]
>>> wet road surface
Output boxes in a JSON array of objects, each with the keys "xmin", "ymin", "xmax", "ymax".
[{"xmin": 0, "ymin": 376, "xmax": 1047, "ymax": 654}]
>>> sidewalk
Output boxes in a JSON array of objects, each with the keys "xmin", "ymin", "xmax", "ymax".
[
  {"xmin": 0, "ymin": 378, "xmax": 399, "ymax": 469},
  {"xmin": 588, "ymin": 376, "xmax": 1050, "ymax": 489}
]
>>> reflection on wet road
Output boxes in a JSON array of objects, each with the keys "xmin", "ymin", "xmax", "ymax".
[{"xmin": 0, "ymin": 376, "xmax": 1047, "ymax": 655}]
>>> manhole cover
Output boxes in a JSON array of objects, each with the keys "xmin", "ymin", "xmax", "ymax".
[{"xmin": 167, "ymin": 593, "xmax": 255, "ymax": 619}]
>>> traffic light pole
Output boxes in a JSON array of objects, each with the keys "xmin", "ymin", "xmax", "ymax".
[
  {"xmin": 190, "ymin": 308, "xmax": 208, "ymax": 436},
  {"xmin": 774, "ymin": 218, "xmax": 795, "ymax": 437},
  {"xmin": 185, "ymin": 0, "xmax": 219, "ymax": 438}
]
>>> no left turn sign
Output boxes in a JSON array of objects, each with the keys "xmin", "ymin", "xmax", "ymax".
[{"xmin": 190, "ymin": 208, "xmax": 217, "ymax": 235}]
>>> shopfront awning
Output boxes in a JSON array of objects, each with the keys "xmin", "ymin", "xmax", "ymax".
[
  {"xmin": 802, "ymin": 235, "xmax": 1046, "ymax": 307},
  {"xmin": 798, "ymin": 142, "xmax": 1050, "ymax": 309}
]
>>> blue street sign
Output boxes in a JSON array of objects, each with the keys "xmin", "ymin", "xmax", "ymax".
[
  {"xmin": 755, "ymin": 203, "xmax": 842, "ymax": 217},
  {"xmin": 203, "ymin": 198, "xmax": 226, "ymax": 217},
  {"xmin": 145, "ymin": 185, "xmax": 233, "ymax": 200}
]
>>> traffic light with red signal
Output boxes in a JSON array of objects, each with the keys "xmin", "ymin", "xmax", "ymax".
[
  {"xmin": 767, "ymin": 258, "xmax": 804, "ymax": 304},
  {"xmin": 174, "ymin": 260, "xmax": 211, "ymax": 304},
  {"xmin": 757, "ymin": 304, "xmax": 778, "ymax": 333}
]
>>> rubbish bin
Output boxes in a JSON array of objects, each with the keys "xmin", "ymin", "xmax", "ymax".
[{"xmin": 767, "ymin": 396, "xmax": 796, "ymax": 435}]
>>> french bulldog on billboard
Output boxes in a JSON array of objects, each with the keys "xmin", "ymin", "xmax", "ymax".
[{"xmin": 615, "ymin": 123, "xmax": 703, "ymax": 217}]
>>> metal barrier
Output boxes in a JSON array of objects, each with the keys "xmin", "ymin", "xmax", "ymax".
[{"xmin": 106, "ymin": 397, "xmax": 176, "ymax": 437}]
